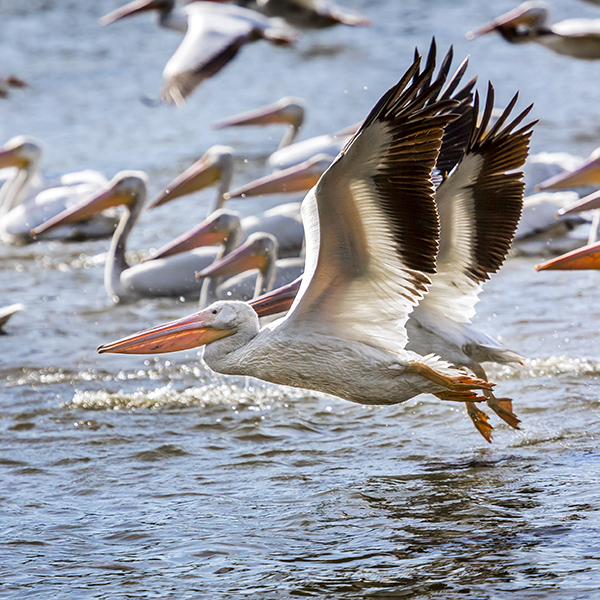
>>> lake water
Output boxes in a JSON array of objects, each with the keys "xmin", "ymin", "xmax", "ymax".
[{"xmin": 1, "ymin": 1, "xmax": 600, "ymax": 598}]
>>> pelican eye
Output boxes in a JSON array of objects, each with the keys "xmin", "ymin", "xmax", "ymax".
[{"xmin": 212, "ymin": 309, "xmax": 218, "ymax": 315}]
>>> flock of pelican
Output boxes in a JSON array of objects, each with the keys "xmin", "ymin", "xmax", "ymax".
[{"xmin": 4, "ymin": 1, "xmax": 600, "ymax": 444}]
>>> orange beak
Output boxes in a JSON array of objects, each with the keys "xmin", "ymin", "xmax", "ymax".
[
  {"xmin": 145, "ymin": 218, "xmax": 229, "ymax": 262},
  {"xmin": 31, "ymin": 186, "xmax": 132, "ymax": 237},
  {"xmin": 212, "ymin": 98, "xmax": 303, "ymax": 130},
  {"xmin": 466, "ymin": 4, "xmax": 540, "ymax": 39},
  {"xmin": 557, "ymin": 190, "xmax": 600, "ymax": 217},
  {"xmin": 148, "ymin": 155, "xmax": 221, "ymax": 209},
  {"xmin": 99, "ymin": 0, "xmax": 168, "ymax": 26},
  {"xmin": 97, "ymin": 308, "xmax": 234, "ymax": 355},
  {"xmin": 226, "ymin": 155, "xmax": 329, "ymax": 199},
  {"xmin": 537, "ymin": 154, "xmax": 600, "ymax": 192},
  {"xmin": 535, "ymin": 240, "xmax": 600, "ymax": 271},
  {"xmin": 196, "ymin": 238, "xmax": 267, "ymax": 280},
  {"xmin": 249, "ymin": 276, "xmax": 301, "ymax": 318}
]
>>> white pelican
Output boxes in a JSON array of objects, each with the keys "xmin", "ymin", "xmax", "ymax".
[
  {"xmin": 100, "ymin": 0, "xmax": 190, "ymax": 32},
  {"xmin": 235, "ymin": 83, "xmax": 534, "ymax": 441},
  {"xmin": 0, "ymin": 303, "xmax": 25, "ymax": 333},
  {"xmin": 0, "ymin": 136, "xmax": 115, "ymax": 244},
  {"xmin": 249, "ymin": 0, "xmax": 370, "ymax": 29},
  {"xmin": 195, "ymin": 231, "xmax": 304, "ymax": 306},
  {"xmin": 149, "ymin": 145, "xmax": 304, "ymax": 257},
  {"xmin": 212, "ymin": 96, "xmax": 307, "ymax": 150},
  {"xmin": 98, "ymin": 46, "xmax": 506, "ymax": 435},
  {"xmin": 467, "ymin": 1, "xmax": 600, "ymax": 59},
  {"xmin": 31, "ymin": 174, "xmax": 251, "ymax": 302},
  {"xmin": 159, "ymin": 2, "xmax": 298, "ymax": 105}
]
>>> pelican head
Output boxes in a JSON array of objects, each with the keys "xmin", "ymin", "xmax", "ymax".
[
  {"xmin": 145, "ymin": 208, "xmax": 242, "ymax": 261},
  {"xmin": 226, "ymin": 153, "xmax": 332, "ymax": 199},
  {"xmin": 466, "ymin": 1, "xmax": 550, "ymax": 40},
  {"xmin": 196, "ymin": 232, "xmax": 277, "ymax": 280},
  {"xmin": 98, "ymin": 300, "xmax": 257, "ymax": 355},
  {"xmin": 536, "ymin": 148, "xmax": 600, "ymax": 192},
  {"xmin": 148, "ymin": 145, "xmax": 234, "ymax": 210},
  {"xmin": 99, "ymin": 0, "xmax": 175, "ymax": 26},
  {"xmin": 31, "ymin": 170, "xmax": 147, "ymax": 237},
  {"xmin": 212, "ymin": 96, "xmax": 306, "ymax": 134},
  {"xmin": 0, "ymin": 136, "xmax": 42, "ymax": 170}
]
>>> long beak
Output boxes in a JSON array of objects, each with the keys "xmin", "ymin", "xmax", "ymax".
[
  {"xmin": 196, "ymin": 239, "xmax": 266, "ymax": 280},
  {"xmin": 537, "ymin": 155, "xmax": 600, "ymax": 192},
  {"xmin": 535, "ymin": 240, "xmax": 600, "ymax": 271},
  {"xmin": 226, "ymin": 155, "xmax": 329, "ymax": 199},
  {"xmin": 0, "ymin": 147, "xmax": 26, "ymax": 169},
  {"xmin": 145, "ymin": 219, "xmax": 227, "ymax": 261},
  {"xmin": 31, "ymin": 186, "xmax": 131, "ymax": 237},
  {"xmin": 557, "ymin": 190, "xmax": 600, "ymax": 217},
  {"xmin": 148, "ymin": 156, "xmax": 221, "ymax": 209},
  {"xmin": 98, "ymin": 309, "xmax": 234, "ymax": 355},
  {"xmin": 249, "ymin": 276, "xmax": 301, "ymax": 318},
  {"xmin": 466, "ymin": 5, "xmax": 534, "ymax": 39},
  {"xmin": 99, "ymin": 0, "xmax": 166, "ymax": 26},
  {"xmin": 212, "ymin": 101, "xmax": 293, "ymax": 130}
]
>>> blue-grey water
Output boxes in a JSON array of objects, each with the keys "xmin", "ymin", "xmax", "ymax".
[{"xmin": 1, "ymin": 0, "xmax": 600, "ymax": 598}]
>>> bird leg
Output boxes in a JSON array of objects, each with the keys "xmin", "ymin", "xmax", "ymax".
[
  {"xmin": 470, "ymin": 364, "xmax": 521, "ymax": 430},
  {"xmin": 465, "ymin": 401, "xmax": 493, "ymax": 443},
  {"xmin": 406, "ymin": 360, "xmax": 493, "ymax": 400}
]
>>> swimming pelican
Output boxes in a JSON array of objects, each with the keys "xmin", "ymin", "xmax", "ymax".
[
  {"xmin": 196, "ymin": 231, "xmax": 304, "ymax": 306},
  {"xmin": 0, "ymin": 136, "xmax": 115, "ymax": 244},
  {"xmin": 99, "ymin": 45, "xmax": 505, "ymax": 436},
  {"xmin": 31, "ymin": 174, "xmax": 250, "ymax": 302},
  {"xmin": 0, "ymin": 303, "xmax": 25, "ymax": 333},
  {"xmin": 250, "ymin": 0, "xmax": 370, "ymax": 29},
  {"xmin": 467, "ymin": 1, "xmax": 600, "ymax": 59},
  {"xmin": 0, "ymin": 75, "xmax": 27, "ymax": 99},
  {"xmin": 149, "ymin": 145, "xmax": 304, "ymax": 257},
  {"xmin": 100, "ymin": 0, "xmax": 190, "ymax": 32},
  {"xmin": 159, "ymin": 2, "xmax": 298, "ymax": 105}
]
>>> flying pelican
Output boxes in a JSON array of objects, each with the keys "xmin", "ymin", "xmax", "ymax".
[
  {"xmin": 196, "ymin": 231, "xmax": 304, "ymax": 306},
  {"xmin": 232, "ymin": 81, "xmax": 534, "ymax": 441},
  {"xmin": 148, "ymin": 145, "xmax": 304, "ymax": 257},
  {"xmin": 31, "ymin": 174, "xmax": 251, "ymax": 302},
  {"xmin": 159, "ymin": 2, "xmax": 298, "ymax": 105},
  {"xmin": 0, "ymin": 303, "xmax": 25, "ymax": 333},
  {"xmin": 98, "ymin": 45, "xmax": 508, "ymax": 437},
  {"xmin": 0, "ymin": 136, "xmax": 116, "ymax": 244},
  {"xmin": 100, "ymin": 0, "xmax": 191, "ymax": 32},
  {"xmin": 467, "ymin": 1, "xmax": 600, "ymax": 59}
]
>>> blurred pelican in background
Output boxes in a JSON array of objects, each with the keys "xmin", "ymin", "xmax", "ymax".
[
  {"xmin": 467, "ymin": 1, "xmax": 600, "ymax": 59},
  {"xmin": 149, "ymin": 145, "xmax": 304, "ymax": 257},
  {"xmin": 0, "ymin": 136, "xmax": 116, "ymax": 244},
  {"xmin": 0, "ymin": 303, "xmax": 25, "ymax": 333},
  {"xmin": 100, "ymin": 0, "xmax": 192, "ymax": 32}
]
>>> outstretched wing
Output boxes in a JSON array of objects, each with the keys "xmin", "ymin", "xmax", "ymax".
[
  {"xmin": 287, "ymin": 46, "xmax": 462, "ymax": 353},
  {"xmin": 421, "ymin": 85, "xmax": 535, "ymax": 323}
]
